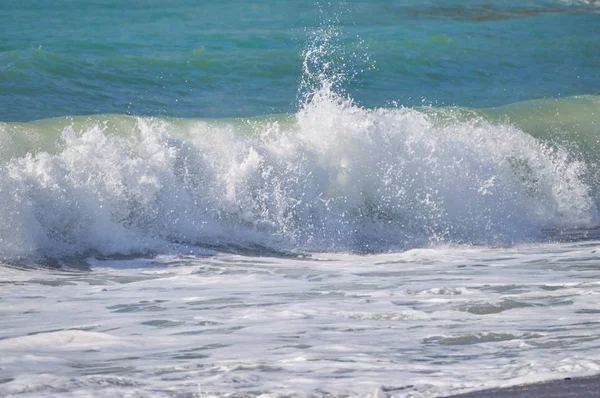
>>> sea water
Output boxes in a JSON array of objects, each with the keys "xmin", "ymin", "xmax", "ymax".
[{"xmin": 1, "ymin": 0, "xmax": 600, "ymax": 397}]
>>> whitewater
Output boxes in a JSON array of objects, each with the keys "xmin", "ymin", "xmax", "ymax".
[
  {"xmin": 2, "ymin": 1, "xmax": 600, "ymax": 397},
  {"xmin": 3, "ymin": 91, "xmax": 600, "ymax": 397}
]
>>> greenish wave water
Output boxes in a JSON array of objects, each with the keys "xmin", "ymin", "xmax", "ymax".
[{"xmin": 3, "ymin": 94, "xmax": 598, "ymax": 159}]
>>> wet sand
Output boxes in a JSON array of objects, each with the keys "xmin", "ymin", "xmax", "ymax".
[{"xmin": 445, "ymin": 374, "xmax": 600, "ymax": 397}]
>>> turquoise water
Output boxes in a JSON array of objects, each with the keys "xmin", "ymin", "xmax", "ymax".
[{"xmin": 2, "ymin": 0, "xmax": 599, "ymax": 121}]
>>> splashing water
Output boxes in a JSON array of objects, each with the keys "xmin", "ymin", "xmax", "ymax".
[
  {"xmin": 0, "ymin": 10, "xmax": 597, "ymax": 262},
  {"xmin": 299, "ymin": 3, "xmax": 375, "ymax": 105},
  {"xmin": 0, "ymin": 101, "xmax": 596, "ymax": 261}
]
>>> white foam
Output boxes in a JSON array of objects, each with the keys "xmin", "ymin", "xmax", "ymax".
[
  {"xmin": 0, "ymin": 330, "xmax": 135, "ymax": 351},
  {"xmin": 0, "ymin": 89, "xmax": 595, "ymax": 260},
  {"xmin": 3, "ymin": 245, "xmax": 600, "ymax": 396}
]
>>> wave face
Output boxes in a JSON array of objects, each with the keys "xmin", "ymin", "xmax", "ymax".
[
  {"xmin": 1, "ymin": 92, "xmax": 598, "ymax": 260},
  {"xmin": 2, "ymin": 2, "xmax": 599, "ymax": 260}
]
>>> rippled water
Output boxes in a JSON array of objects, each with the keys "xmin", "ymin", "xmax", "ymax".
[
  {"xmin": 3, "ymin": 241, "xmax": 600, "ymax": 397},
  {"xmin": 2, "ymin": 0, "xmax": 599, "ymax": 121}
]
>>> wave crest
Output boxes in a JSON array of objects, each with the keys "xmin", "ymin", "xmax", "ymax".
[{"xmin": 0, "ymin": 89, "xmax": 596, "ymax": 260}]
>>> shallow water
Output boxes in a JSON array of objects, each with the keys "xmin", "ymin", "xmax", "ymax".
[{"xmin": 3, "ymin": 243, "xmax": 600, "ymax": 397}]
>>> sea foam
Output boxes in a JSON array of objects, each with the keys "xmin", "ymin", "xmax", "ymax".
[
  {"xmin": 0, "ymin": 14, "xmax": 597, "ymax": 260},
  {"xmin": 0, "ymin": 87, "xmax": 595, "ymax": 260}
]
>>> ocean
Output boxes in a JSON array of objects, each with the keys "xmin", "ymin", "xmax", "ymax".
[{"xmin": 1, "ymin": 0, "xmax": 600, "ymax": 397}]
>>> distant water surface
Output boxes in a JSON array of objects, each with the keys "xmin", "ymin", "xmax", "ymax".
[{"xmin": 1, "ymin": 0, "xmax": 598, "ymax": 120}]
